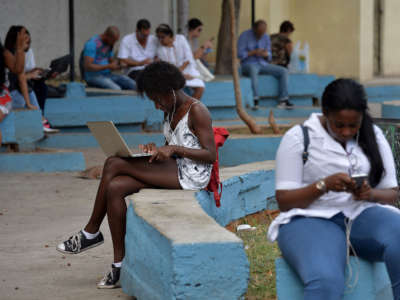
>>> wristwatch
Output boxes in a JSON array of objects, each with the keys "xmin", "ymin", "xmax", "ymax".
[{"xmin": 315, "ymin": 179, "xmax": 328, "ymax": 194}]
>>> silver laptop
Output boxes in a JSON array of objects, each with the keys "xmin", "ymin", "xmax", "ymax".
[{"xmin": 87, "ymin": 121, "xmax": 152, "ymax": 158}]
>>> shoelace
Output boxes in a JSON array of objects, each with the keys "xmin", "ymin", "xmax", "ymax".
[
  {"xmin": 66, "ymin": 233, "xmax": 82, "ymax": 252},
  {"xmin": 100, "ymin": 268, "xmax": 116, "ymax": 285}
]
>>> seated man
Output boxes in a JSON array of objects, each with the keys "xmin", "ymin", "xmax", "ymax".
[
  {"xmin": 83, "ymin": 26, "xmax": 136, "ymax": 90},
  {"xmin": 118, "ymin": 19, "xmax": 157, "ymax": 81},
  {"xmin": 238, "ymin": 20, "xmax": 293, "ymax": 110},
  {"xmin": 271, "ymin": 21, "xmax": 295, "ymax": 68}
]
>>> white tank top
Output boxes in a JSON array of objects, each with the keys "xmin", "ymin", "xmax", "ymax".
[{"xmin": 163, "ymin": 102, "xmax": 212, "ymax": 190}]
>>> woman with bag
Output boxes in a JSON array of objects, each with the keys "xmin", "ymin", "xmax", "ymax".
[{"xmin": 269, "ymin": 78, "xmax": 400, "ymax": 299}]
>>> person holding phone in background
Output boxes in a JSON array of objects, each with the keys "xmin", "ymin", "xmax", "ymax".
[
  {"xmin": 268, "ymin": 78, "xmax": 400, "ymax": 300},
  {"xmin": 186, "ymin": 18, "xmax": 213, "ymax": 69}
]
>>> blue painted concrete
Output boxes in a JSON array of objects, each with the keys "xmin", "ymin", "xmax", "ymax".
[
  {"xmin": 276, "ymin": 257, "xmax": 393, "ymax": 300},
  {"xmin": 196, "ymin": 169, "xmax": 277, "ymax": 227},
  {"xmin": 219, "ymin": 137, "xmax": 281, "ymax": 166},
  {"xmin": 121, "ymin": 200, "xmax": 249, "ymax": 300},
  {"xmin": 259, "ymin": 97, "xmax": 313, "ymax": 107},
  {"xmin": 38, "ymin": 132, "xmax": 165, "ymax": 149},
  {"xmin": 0, "ymin": 110, "xmax": 43, "ymax": 146},
  {"xmin": 209, "ymin": 106, "xmax": 320, "ymax": 121},
  {"xmin": 382, "ymin": 101, "xmax": 400, "ymax": 119},
  {"xmin": 257, "ymin": 73, "xmax": 319, "ymax": 97},
  {"xmin": 44, "ymin": 95, "xmax": 163, "ymax": 128},
  {"xmin": 44, "ymin": 75, "xmax": 331, "ymax": 130},
  {"xmin": 0, "ymin": 151, "xmax": 85, "ymax": 172},
  {"xmin": 366, "ymin": 85, "xmax": 400, "ymax": 103},
  {"xmin": 201, "ymin": 78, "xmax": 253, "ymax": 108},
  {"xmin": 212, "ymin": 119, "xmax": 290, "ymax": 126}
]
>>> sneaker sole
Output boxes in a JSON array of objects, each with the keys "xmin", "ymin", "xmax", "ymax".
[
  {"xmin": 56, "ymin": 240, "xmax": 104, "ymax": 255},
  {"xmin": 97, "ymin": 282, "xmax": 121, "ymax": 289}
]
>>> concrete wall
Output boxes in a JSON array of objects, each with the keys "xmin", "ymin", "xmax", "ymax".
[
  {"xmin": 289, "ymin": 0, "xmax": 361, "ymax": 79},
  {"xmin": 382, "ymin": 0, "xmax": 400, "ymax": 76},
  {"xmin": 0, "ymin": 0, "xmax": 170, "ymax": 77}
]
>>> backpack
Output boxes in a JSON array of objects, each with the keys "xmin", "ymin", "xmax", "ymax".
[{"xmin": 206, "ymin": 127, "xmax": 229, "ymax": 207}]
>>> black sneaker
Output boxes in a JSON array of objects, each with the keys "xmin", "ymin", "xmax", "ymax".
[
  {"xmin": 277, "ymin": 99, "xmax": 294, "ymax": 110},
  {"xmin": 56, "ymin": 230, "xmax": 104, "ymax": 254},
  {"xmin": 97, "ymin": 265, "xmax": 121, "ymax": 289}
]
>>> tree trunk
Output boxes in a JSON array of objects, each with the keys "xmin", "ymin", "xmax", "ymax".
[
  {"xmin": 215, "ymin": 0, "xmax": 241, "ymax": 75},
  {"xmin": 229, "ymin": 0, "xmax": 261, "ymax": 134},
  {"xmin": 177, "ymin": 0, "xmax": 189, "ymax": 34}
]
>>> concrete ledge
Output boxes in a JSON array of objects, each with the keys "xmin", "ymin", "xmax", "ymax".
[
  {"xmin": 197, "ymin": 161, "xmax": 277, "ymax": 227},
  {"xmin": 276, "ymin": 257, "xmax": 393, "ymax": 300},
  {"xmin": 121, "ymin": 161, "xmax": 277, "ymax": 299},
  {"xmin": 366, "ymin": 86, "xmax": 400, "ymax": 103},
  {"xmin": 382, "ymin": 100, "xmax": 400, "ymax": 119},
  {"xmin": 0, "ymin": 110, "xmax": 43, "ymax": 148},
  {"xmin": 219, "ymin": 135, "xmax": 281, "ymax": 166},
  {"xmin": 0, "ymin": 151, "xmax": 85, "ymax": 172}
]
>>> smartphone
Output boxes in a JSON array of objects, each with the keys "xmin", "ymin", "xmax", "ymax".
[{"xmin": 351, "ymin": 174, "xmax": 368, "ymax": 188}]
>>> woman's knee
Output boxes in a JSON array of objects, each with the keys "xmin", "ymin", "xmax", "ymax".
[
  {"xmin": 106, "ymin": 177, "xmax": 139, "ymax": 201},
  {"xmin": 304, "ymin": 268, "xmax": 345, "ymax": 296},
  {"xmin": 103, "ymin": 156, "xmax": 123, "ymax": 173}
]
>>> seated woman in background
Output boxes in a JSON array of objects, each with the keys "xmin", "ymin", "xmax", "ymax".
[
  {"xmin": 56, "ymin": 61, "xmax": 215, "ymax": 289},
  {"xmin": 269, "ymin": 78, "xmax": 400, "ymax": 300},
  {"xmin": 4, "ymin": 25, "xmax": 57, "ymax": 133},
  {"xmin": 156, "ymin": 24, "xmax": 205, "ymax": 100},
  {"xmin": 0, "ymin": 29, "xmax": 28, "ymax": 145},
  {"xmin": 186, "ymin": 18, "xmax": 213, "ymax": 67}
]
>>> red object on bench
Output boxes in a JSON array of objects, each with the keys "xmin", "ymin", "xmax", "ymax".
[{"xmin": 206, "ymin": 127, "xmax": 229, "ymax": 207}]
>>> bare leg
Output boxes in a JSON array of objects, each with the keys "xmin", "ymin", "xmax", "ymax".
[
  {"xmin": 84, "ymin": 156, "xmax": 181, "ymax": 262},
  {"xmin": 106, "ymin": 175, "xmax": 148, "ymax": 262},
  {"xmin": 192, "ymin": 87, "xmax": 204, "ymax": 100}
]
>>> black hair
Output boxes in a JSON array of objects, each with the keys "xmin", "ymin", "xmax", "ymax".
[
  {"xmin": 136, "ymin": 61, "xmax": 185, "ymax": 97},
  {"xmin": 322, "ymin": 78, "xmax": 384, "ymax": 187},
  {"xmin": 5, "ymin": 25, "xmax": 26, "ymax": 54},
  {"xmin": 155, "ymin": 24, "xmax": 174, "ymax": 37},
  {"xmin": 280, "ymin": 21, "xmax": 295, "ymax": 33},
  {"xmin": 136, "ymin": 19, "xmax": 151, "ymax": 31},
  {"xmin": 187, "ymin": 18, "xmax": 203, "ymax": 31},
  {"xmin": 252, "ymin": 20, "xmax": 267, "ymax": 30}
]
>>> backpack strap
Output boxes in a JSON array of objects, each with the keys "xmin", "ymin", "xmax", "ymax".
[{"xmin": 300, "ymin": 124, "xmax": 310, "ymax": 164}]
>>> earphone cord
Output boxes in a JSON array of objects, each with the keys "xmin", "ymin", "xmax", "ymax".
[
  {"xmin": 168, "ymin": 89, "xmax": 177, "ymax": 131},
  {"xmin": 344, "ymin": 218, "xmax": 359, "ymax": 294}
]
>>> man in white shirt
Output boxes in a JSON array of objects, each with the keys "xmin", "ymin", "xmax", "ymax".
[{"xmin": 118, "ymin": 19, "xmax": 158, "ymax": 81}]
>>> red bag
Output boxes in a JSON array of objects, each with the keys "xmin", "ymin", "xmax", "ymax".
[
  {"xmin": 0, "ymin": 86, "xmax": 11, "ymax": 106},
  {"xmin": 206, "ymin": 127, "xmax": 229, "ymax": 207}
]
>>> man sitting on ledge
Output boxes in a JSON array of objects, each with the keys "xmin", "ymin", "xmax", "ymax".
[
  {"xmin": 83, "ymin": 26, "xmax": 136, "ymax": 90},
  {"xmin": 238, "ymin": 20, "xmax": 293, "ymax": 110}
]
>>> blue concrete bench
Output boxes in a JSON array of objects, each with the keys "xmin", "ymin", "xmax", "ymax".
[
  {"xmin": 0, "ymin": 109, "xmax": 43, "ymax": 151},
  {"xmin": 382, "ymin": 100, "xmax": 400, "ymax": 119},
  {"xmin": 276, "ymin": 257, "xmax": 393, "ymax": 299},
  {"xmin": 0, "ymin": 108, "xmax": 85, "ymax": 172},
  {"xmin": 121, "ymin": 161, "xmax": 277, "ymax": 299}
]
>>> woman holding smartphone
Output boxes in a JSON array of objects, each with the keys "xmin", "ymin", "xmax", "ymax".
[{"xmin": 269, "ymin": 78, "xmax": 400, "ymax": 299}]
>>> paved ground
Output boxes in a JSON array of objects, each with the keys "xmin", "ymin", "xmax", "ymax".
[{"xmin": 0, "ymin": 149, "xmax": 132, "ymax": 300}]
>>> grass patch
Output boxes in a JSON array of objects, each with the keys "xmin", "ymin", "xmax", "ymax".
[{"xmin": 226, "ymin": 211, "xmax": 281, "ymax": 300}]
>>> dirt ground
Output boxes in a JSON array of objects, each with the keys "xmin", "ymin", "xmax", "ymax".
[{"xmin": 0, "ymin": 149, "xmax": 133, "ymax": 300}]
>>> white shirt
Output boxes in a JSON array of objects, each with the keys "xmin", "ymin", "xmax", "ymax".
[
  {"xmin": 156, "ymin": 34, "xmax": 204, "ymax": 88},
  {"xmin": 267, "ymin": 113, "xmax": 399, "ymax": 241},
  {"xmin": 25, "ymin": 48, "xmax": 36, "ymax": 72},
  {"xmin": 117, "ymin": 33, "xmax": 157, "ymax": 73}
]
